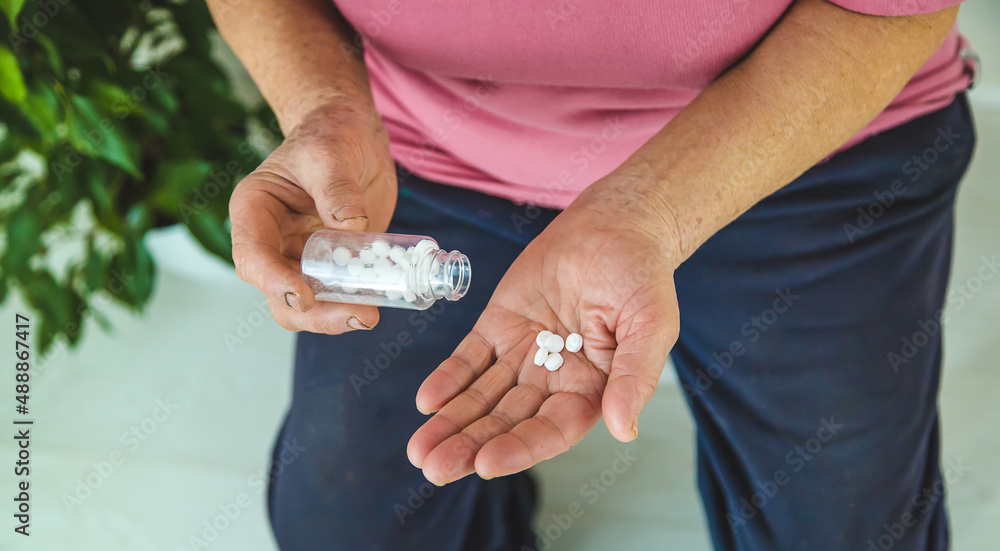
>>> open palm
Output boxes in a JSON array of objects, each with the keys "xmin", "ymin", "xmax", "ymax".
[{"xmin": 407, "ymin": 198, "xmax": 681, "ymax": 485}]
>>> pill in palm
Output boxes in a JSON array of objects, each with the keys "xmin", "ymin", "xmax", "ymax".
[
  {"xmin": 544, "ymin": 352, "xmax": 564, "ymax": 371},
  {"xmin": 332, "ymin": 246, "xmax": 352, "ymax": 266},
  {"xmin": 544, "ymin": 334, "xmax": 564, "ymax": 353},
  {"xmin": 535, "ymin": 330, "xmax": 553, "ymax": 347},
  {"xmin": 533, "ymin": 347, "xmax": 549, "ymax": 366},
  {"xmin": 565, "ymin": 333, "xmax": 583, "ymax": 353}
]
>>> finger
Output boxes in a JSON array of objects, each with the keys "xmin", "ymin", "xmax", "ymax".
[
  {"xmin": 474, "ymin": 392, "xmax": 602, "ymax": 479},
  {"xmin": 230, "ymin": 184, "xmax": 317, "ymax": 313},
  {"xmin": 287, "ymin": 147, "xmax": 375, "ymax": 232},
  {"xmin": 230, "ymin": 181, "xmax": 379, "ymax": 333},
  {"xmin": 407, "ymin": 353, "xmax": 519, "ymax": 471},
  {"xmin": 414, "ymin": 329, "xmax": 496, "ymax": 415},
  {"xmin": 601, "ymin": 308, "xmax": 675, "ymax": 442},
  {"xmin": 419, "ymin": 382, "xmax": 546, "ymax": 485},
  {"xmin": 268, "ymin": 297, "xmax": 380, "ymax": 334}
]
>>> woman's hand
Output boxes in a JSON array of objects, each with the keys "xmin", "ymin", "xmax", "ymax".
[
  {"xmin": 407, "ymin": 174, "xmax": 683, "ymax": 485},
  {"xmin": 229, "ymin": 102, "xmax": 397, "ymax": 334}
]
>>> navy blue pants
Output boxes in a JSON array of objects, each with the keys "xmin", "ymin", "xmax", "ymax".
[{"xmin": 267, "ymin": 95, "xmax": 976, "ymax": 550}]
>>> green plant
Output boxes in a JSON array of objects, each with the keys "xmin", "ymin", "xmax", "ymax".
[{"xmin": 0, "ymin": 0, "xmax": 276, "ymax": 353}]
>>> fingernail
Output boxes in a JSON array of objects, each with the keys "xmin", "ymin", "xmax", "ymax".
[
  {"xmin": 630, "ymin": 420, "xmax": 639, "ymax": 441},
  {"xmin": 284, "ymin": 291, "xmax": 305, "ymax": 312},
  {"xmin": 333, "ymin": 204, "xmax": 368, "ymax": 222},
  {"xmin": 347, "ymin": 315, "xmax": 372, "ymax": 331}
]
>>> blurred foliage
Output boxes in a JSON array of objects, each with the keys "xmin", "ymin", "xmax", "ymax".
[{"xmin": 0, "ymin": 0, "xmax": 278, "ymax": 353}]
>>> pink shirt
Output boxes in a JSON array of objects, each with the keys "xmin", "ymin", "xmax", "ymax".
[{"xmin": 335, "ymin": 0, "xmax": 975, "ymax": 209}]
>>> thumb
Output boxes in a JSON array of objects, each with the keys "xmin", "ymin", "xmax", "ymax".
[
  {"xmin": 311, "ymin": 174, "xmax": 371, "ymax": 232},
  {"xmin": 287, "ymin": 144, "xmax": 373, "ymax": 232},
  {"xmin": 601, "ymin": 302, "xmax": 677, "ymax": 442}
]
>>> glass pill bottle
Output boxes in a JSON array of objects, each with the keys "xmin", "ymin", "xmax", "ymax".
[{"xmin": 300, "ymin": 229, "xmax": 471, "ymax": 310}]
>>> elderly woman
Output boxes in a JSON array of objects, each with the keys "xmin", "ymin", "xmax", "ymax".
[{"xmin": 209, "ymin": 0, "xmax": 977, "ymax": 549}]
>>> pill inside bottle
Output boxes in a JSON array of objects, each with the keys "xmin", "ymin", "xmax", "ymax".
[{"xmin": 301, "ymin": 229, "xmax": 472, "ymax": 310}]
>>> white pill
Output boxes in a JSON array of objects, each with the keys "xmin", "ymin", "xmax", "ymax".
[
  {"xmin": 385, "ymin": 289, "xmax": 403, "ymax": 301},
  {"xmin": 373, "ymin": 257, "xmax": 393, "ymax": 271},
  {"xmin": 389, "ymin": 245, "xmax": 408, "ymax": 265},
  {"xmin": 535, "ymin": 331, "xmax": 553, "ymax": 347},
  {"xmin": 377, "ymin": 270, "xmax": 403, "ymax": 285},
  {"xmin": 371, "ymin": 240, "xmax": 391, "ymax": 257},
  {"xmin": 346, "ymin": 258, "xmax": 364, "ymax": 275},
  {"xmin": 544, "ymin": 334, "xmax": 564, "ymax": 353},
  {"xmin": 544, "ymin": 352, "xmax": 564, "ymax": 371},
  {"xmin": 413, "ymin": 239, "xmax": 436, "ymax": 258},
  {"xmin": 360, "ymin": 268, "xmax": 379, "ymax": 282},
  {"xmin": 565, "ymin": 333, "xmax": 583, "ymax": 353},
  {"xmin": 359, "ymin": 248, "xmax": 376, "ymax": 265},
  {"xmin": 533, "ymin": 347, "xmax": 549, "ymax": 366},
  {"xmin": 402, "ymin": 287, "xmax": 416, "ymax": 303},
  {"xmin": 332, "ymin": 246, "xmax": 352, "ymax": 266}
]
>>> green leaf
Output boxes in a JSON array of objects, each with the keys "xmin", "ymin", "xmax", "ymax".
[
  {"xmin": 150, "ymin": 158, "xmax": 212, "ymax": 213},
  {"xmin": 86, "ymin": 169, "xmax": 115, "ymax": 221},
  {"xmin": 20, "ymin": 89, "xmax": 60, "ymax": 142},
  {"xmin": 23, "ymin": 270, "xmax": 72, "ymax": 329},
  {"xmin": 83, "ymin": 237, "xmax": 110, "ymax": 293},
  {"xmin": 37, "ymin": 317, "xmax": 56, "ymax": 355},
  {"xmin": 125, "ymin": 202, "xmax": 151, "ymax": 233},
  {"xmin": 150, "ymin": 84, "xmax": 179, "ymax": 115},
  {"xmin": 65, "ymin": 289, "xmax": 85, "ymax": 345},
  {"xmin": 0, "ymin": 97, "xmax": 40, "ymax": 139},
  {"xmin": 0, "ymin": 0, "xmax": 26, "ymax": 28},
  {"xmin": 34, "ymin": 33, "xmax": 63, "ymax": 78},
  {"xmin": 89, "ymin": 79, "xmax": 142, "ymax": 117},
  {"xmin": 185, "ymin": 210, "xmax": 232, "ymax": 263},
  {"xmin": 3, "ymin": 207, "xmax": 40, "ymax": 269},
  {"xmin": 68, "ymin": 95, "xmax": 142, "ymax": 178},
  {"xmin": 0, "ymin": 45, "xmax": 27, "ymax": 104},
  {"xmin": 111, "ymin": 236, "xmax": 155, "ymax": 308}
]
